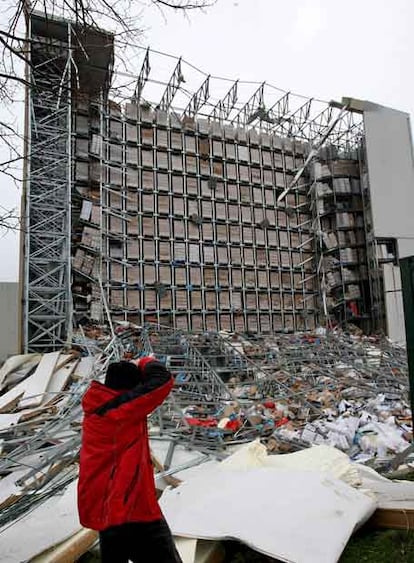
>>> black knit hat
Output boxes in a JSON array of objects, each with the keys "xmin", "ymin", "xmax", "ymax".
[{"xmin": 104, "ymin": 361, "xmax": 142, "ymax": 390}]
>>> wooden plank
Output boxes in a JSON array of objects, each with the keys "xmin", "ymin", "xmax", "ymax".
[
  {"xmin": 370, "ymin": 508, "xmax": 414, "ymax": 530},
  {"xmin": 29, "ymin": 529, "xmax": 98, "ymax": 563},
  {"xmin": 0, "ymin": 494, "xmax": 21, "ymax": 512},
  {"xmin": 151, "ymin": 451, "xmax": 183, "ymax": 488},
  {"xmin": 54, "ymin": 354, "xmax": 78, "ymax": 372},
  {"xmin": 0, "ymin": 383, "xmax": 25, "ymax": 413},
  {"xmin": 19, "ymin": 352, "xmax": 60, "ymax": 410},
  {"xmin": 22, "ymin": 460, "xmax": 73, "ymax": 492},
  {"xmin": 19, "ymin": 405, "xmax": 58, "ymax": 423}
]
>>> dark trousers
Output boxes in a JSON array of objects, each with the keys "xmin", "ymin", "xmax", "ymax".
[{"xmin": 99, "ymin": 519, "xmax": 182, "ymax": 563}]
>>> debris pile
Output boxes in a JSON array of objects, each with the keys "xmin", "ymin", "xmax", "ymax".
[
  {"xmin": 0, "ymin": 325, "xmax": 411, "ymax": 558},
  {"xmin": 0, "ymin": 348, "xmax": 103, "ymax": 530},
  {"xmin": 138, "ymin": 327, "xmax": 411, "ymax": 466}
]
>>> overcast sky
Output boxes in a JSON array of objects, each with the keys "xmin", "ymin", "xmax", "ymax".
[{"xmin": 1, "ymin": 0, "xmax": 414, "ymax": 281}]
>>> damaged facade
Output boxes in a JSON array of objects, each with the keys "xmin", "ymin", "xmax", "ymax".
[{"xmin": 21, "ymin": 13, "xmax": 414, "ymax": 352}]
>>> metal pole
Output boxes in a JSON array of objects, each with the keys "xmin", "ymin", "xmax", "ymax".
[
  {"xmin": 22, "ymin": 11, "xmax": 32, "ymax": 353},
  {"xmin": 400, "ymin": 255, "xmax": 414, "ymax": 428},
  {"xmin": 66, "ymin": 22, "xmax": 73, "ymax": 348}
]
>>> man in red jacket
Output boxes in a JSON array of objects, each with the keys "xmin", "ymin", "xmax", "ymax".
[{"xmin": 78, "ymin": 356, "xmax": 181, "ymax": 562}]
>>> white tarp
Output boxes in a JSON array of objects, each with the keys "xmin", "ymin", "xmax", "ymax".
[{"xmin": 160, "ymin": 443, "xmax": 377, "ymax": 563}]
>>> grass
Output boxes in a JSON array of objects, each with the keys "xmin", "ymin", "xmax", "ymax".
[
  {"xmin": 339, "ymin": 528, "xmax": 414, "ymax": 563},
  {"xmin": 78, "ymin": 531, "xmax": 414, "ymax": 562},
  {"xmin": 221, "ymin": 529, "xmax": 414, "ymax": 562}
]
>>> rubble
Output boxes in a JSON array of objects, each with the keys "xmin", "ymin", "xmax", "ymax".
[
  {"xmin": 137, "ymin": 326, "xmax": 411, "ymax": 466},
  {"xmin": 0, "ymin": 325, "xmax": 411, "ymax": 560},
  {"xmin": 0, "ymin": 347, "xmax": 103, "ymax": 532}
]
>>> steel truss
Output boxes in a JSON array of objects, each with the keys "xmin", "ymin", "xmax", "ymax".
[
  {"xmin": 133, "ymin": 48, "xmax": 151, "ymax": 102},
  {"xmin": 209, "ymin": 80, "xmax": 238, "ymax": 123},
  {"xmin": 158, "ymin": 58, "xmax": 185, "ymax": 111},
  {"xmin": 23, "ymin": 27, "xmax": 73, "ymax": 352}
]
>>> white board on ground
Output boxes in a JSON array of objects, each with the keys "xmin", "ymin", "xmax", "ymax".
[
  {"xmin": 0, "ymin": 413, "xmax": 22, "ymax": 431},
  {"xmin": 221, "ymin": 441, "xmax": 362, "ymax": 487},
  {"xmin": 19, "ymin": 352, "xmax": 60, "ymax": 409},
  {"xmin": 2, "ymin": 357, "xmax": 42, "ymax": 390},
  {"xmin": 0, "ymin": 354, "xmax": 40, "ymax": 388},
  {"xmin": 74, "ymin": 356, "xmax": 96, "ymax": 380},
  {"xmin": 161, "ymin": 467, "xmax": 376, "ymax": 563},
  {"xmin": 0, "ymin": 468, "xmax": 29, "ymax": 506},
  {"xmin": 0, "ymin": 480, "xmax": 81, "ymax": 563},
  {"xmin": 357, "ymin": 463, "xmax": 414, "ymax": 510}
]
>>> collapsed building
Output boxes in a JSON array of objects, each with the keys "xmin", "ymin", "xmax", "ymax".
[
  {"xmin": 22, "ymin": 12, "xmax": 414, "ymax": 354},
  {"xmin": 2, "ymin": 12, "xmax": 414, "ymax": 559}
]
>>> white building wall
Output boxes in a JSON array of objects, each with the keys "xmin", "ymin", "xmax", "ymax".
[
  {"xmin": 361, "ymin": 101, "xmax": 414, "ymax": 342},
  {"xmin": 383, "ymin": 263, "xmax": 405, "ymax": 344},
  {"xmin": 363, "ymin": 102, "xmax": 414, "ymax": 259}
]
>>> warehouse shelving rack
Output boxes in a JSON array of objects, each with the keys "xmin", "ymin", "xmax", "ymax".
[
  {"xmin": 95, "ymin": 101, "xmax": 319, "ymax": 334},
  {"xmin": 311, "ymin": 148, "xmax": 373, "ymax": 330},
  {"xmin": 24, "ymin": 14, "xmax": 375, "ymax": 351}
]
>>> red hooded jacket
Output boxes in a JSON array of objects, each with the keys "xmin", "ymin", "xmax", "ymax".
[{"xmin": 78, "ymin": 360, "xmax": 173, "ymax": 531}]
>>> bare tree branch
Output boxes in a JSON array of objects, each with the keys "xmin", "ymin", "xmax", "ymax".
[
  {"xmin": 153, "ymin": 0, "xmax": 213, "ymax": 8},
  {"xmin": 0, "ymin": 0, "xmax": 216, "ymax": 232},
  {"xmin": 0, "ymin": 204, "xmax": 20, "ymax": 233}
]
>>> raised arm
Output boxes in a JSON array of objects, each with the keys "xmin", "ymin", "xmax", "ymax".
[{"xmin": 95, "ymin": 359, "xmax": 173, "ymax": 418}]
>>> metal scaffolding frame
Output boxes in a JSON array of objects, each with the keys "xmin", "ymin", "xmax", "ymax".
[
  {"xmin": 182, "ymin": 75, "xmax": 210, "ymax": 118},
  {"xmin": 231, "ymin": 82, "xmax": 265, "ymax": 127},
  {"xmin": 158, "ymin": 58, "xmax": 185, "ymax": 112},
  {"xmin": 209, "ymin": 80, "xmax": 239, "ymax": 123},
  {"xmin": 133, "ymin": 48, "xmax": 151, "ymax": 102},
  {"xmin": 23, "ymin": 20, "xmax": 73, "ymax": 352},
  {"xmin": 23, "ymin": 12, "xmax": 114, "ymax": 352}
]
